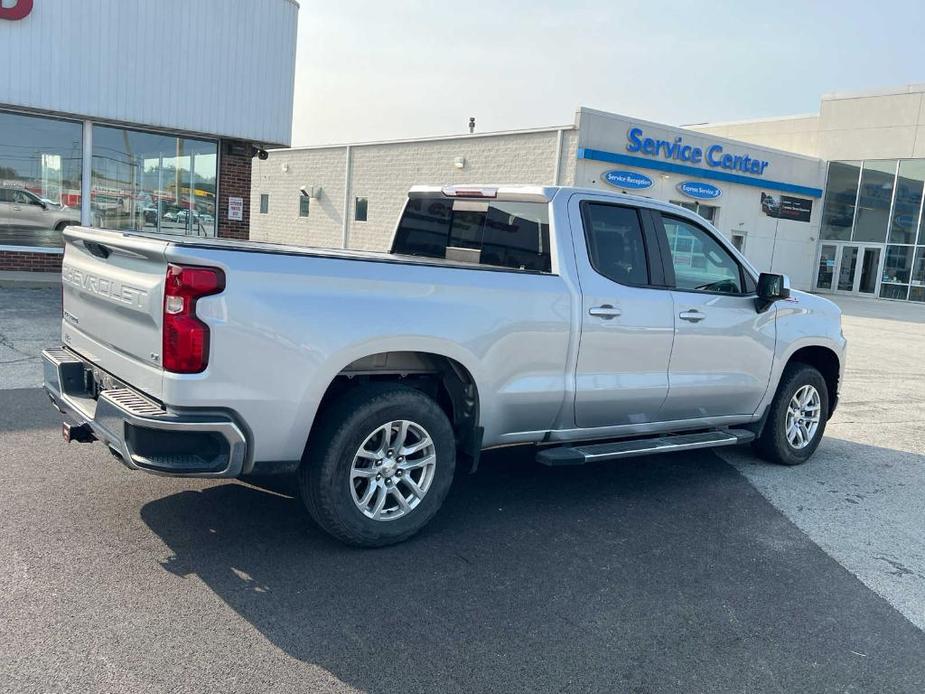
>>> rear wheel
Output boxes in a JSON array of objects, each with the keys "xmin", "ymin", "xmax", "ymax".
[
  {"xmin": 754, "ymin": 364, "xmax": 829, "ymax": 466},
  {"xmin": 299, "ymin": 383, "xmax": 456, "ymax": 547}
]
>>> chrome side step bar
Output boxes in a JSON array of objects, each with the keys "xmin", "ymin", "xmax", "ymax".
[{"xmin": 536, "ymin": 429, "xmax": 756, "ymax": 466}]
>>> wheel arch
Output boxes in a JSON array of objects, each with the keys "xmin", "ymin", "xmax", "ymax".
[
  {"xmin": 785, "ymin": 345, "xmax": 841, "ymax": 419},
  {"xmin": 303, "ymin": 350, "xmax": 482, "ymax": 462}
]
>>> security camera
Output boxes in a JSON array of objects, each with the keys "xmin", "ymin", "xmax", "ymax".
[
  {"xmin": 299, "ymin": 186, "xmax": 310, "ymax": 197},
  {"xmin": 257, "ymin": 149, "xmax": 269, "ymax": 161}
]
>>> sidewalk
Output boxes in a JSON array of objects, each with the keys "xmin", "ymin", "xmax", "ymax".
[
  {"xmin": 0, "ymin": 271, "xmax": 61, "ymax": 288},
  {"xmin": 0, "ymin": 287, "xmax": 60, "ymax": 389}
]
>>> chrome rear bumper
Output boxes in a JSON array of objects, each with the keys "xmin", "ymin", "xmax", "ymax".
[{"xmin": 42, "ymin": 347, "xmax": 248, "ymax": 478}]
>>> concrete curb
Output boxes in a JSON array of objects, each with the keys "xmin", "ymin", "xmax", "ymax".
[{"xmin": 0, "ymin": 271, "xmax": 61, "ymax": 288}]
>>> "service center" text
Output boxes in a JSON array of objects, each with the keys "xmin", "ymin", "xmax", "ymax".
[{"xmin": 626, "ymin": 127, "xmax": 769, "ymax": 175}]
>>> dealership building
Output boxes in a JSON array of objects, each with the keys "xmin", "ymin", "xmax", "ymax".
[
  {"xmin": 252, "ymin": 84, "xmax": 925, "ymax": 303},
  {"xmin": 0, "ymin": 0, "xmax": 298, "ymax": 273}
]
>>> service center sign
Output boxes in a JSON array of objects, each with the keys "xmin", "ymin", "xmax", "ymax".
[
  {"xmin": 677, "ymin": 181, "xmax": 722, "ymax": 200},
  {"xmin": 602, "ymin": 170, "xmax": 653, "ymax": 190},
  {"xmin": 0, "ymin": 0, "xmax": 34, "ymax": 21},
  {"xmin": 626, "ymin": 126, "xmax": 770, "ymax": 176}
]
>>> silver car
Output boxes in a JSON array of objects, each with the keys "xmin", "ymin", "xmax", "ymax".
[
  {"xmin": 0, "ymin": 187, "xmax": 81, "ymax": 243},
  {"xmin": 42, "ymin": 185, "xmax": 846, "ymax": 547}
]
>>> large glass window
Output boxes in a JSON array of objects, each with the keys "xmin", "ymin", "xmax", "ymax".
[
  {"xmin": 853, "ymin": 160, "xmax": 896, "ymax": 243},
  {"xmin": 882, "ymin": 245, "xmax": 914, "ymax": 284},
  {"xmin": 820, "ymin": 161, "xmax": 861, "ymax": 241},
  {"xmin": 911, "ymin": 249, "xmax": 925, "ymax": 302},
  {"xmin": 0, "ymin": 110, "xmax": 82, "ymax": 249},
  {"xmin": 662, "ymin": 215, "xmax": 742, "ymax": 294},
  {"xmin": 890, "ymin": 160, "xmax": 925, "ymax": 244},
  {"xmin": 91, "ymin": 125, "xmax": 217, "ymax": 237}
]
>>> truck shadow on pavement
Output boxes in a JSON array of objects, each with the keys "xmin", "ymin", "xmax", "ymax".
[{"xmin": 141, "ymin": 448, "xmax": 925, "ymax": 694}]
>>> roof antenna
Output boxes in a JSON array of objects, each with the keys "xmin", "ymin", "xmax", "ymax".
[{"xmin": 468, "ymin": 117, "xmax": 476, "ymax": 134}]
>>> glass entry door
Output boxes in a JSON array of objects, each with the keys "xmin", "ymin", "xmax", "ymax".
[
  {"xmin": 836, "ymin": 246, "xmax": 859, "ymax": 291},
  {"xmin": 815, "ymin": 244, "xmax": 837, "ymax": 291},
  {"xmin": 816, "ymin": 243, "xmax": 884, "ymax": 295},
  {"xmin": 857, "ymin": 247, "xmax": 881, "ymax": 294}
]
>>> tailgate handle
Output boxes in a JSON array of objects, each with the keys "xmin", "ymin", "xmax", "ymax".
[{"xmin": 84, "ymin": 241, "xmax": 112, "ymax": 259}]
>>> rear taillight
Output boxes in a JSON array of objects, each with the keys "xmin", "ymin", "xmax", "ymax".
[{"xmin": 162, "ymin": 264, "xmax": 225, "ymax": 374}]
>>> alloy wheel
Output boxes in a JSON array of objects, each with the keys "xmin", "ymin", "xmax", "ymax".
[{"xmin": 349, "ymin": 420, "xmax": 437, "ymax": 521}]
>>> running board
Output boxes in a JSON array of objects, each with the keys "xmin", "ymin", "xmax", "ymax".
[{"xmin": 536, "ymin": 429, "xmax": 756, "ymax": 466}]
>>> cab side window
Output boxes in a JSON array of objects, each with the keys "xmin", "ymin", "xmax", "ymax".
[
  {"xmin": 582, "ymin": 203, "xmax": 649, "ymax": 286},
  {"xmin": 11, "ymin": 190, "xmax": 35, "ymax": 205},
  {"xmin": 661, "ymin": 215, "xmax": 743, "ymax": 294}
]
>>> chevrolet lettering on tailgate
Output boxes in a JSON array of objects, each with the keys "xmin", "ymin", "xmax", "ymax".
[{"xmin": 61, "ymin": 264, "xmax": 149, "ymax": 310}]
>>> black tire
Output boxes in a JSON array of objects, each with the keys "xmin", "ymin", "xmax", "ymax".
[
  {"xmin": 299, "ymin": 383, "xmax": 456, "ymax": 547},
  {"xmin": 55, "ymin": 221, "xmax": 71, "ymax": 232},
  {"xmin": 754, "ymin": 363, "xmax": 829, "ymax": 466}
]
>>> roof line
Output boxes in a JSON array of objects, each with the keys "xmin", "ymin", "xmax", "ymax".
[
  {"xmin": 682, "ymin": 112, "xmax": 819, "ymax": 128},
  {"xmin": 278, "ymin": 124, "xmax": 576, "ymax": 152}
]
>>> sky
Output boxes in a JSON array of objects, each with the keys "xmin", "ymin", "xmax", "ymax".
[{"xmin": 290, "ymin": 0, "xmax": 925, "ymax": 147}]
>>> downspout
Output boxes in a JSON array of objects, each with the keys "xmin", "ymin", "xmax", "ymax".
[{"xmin": 342, "ymin": 145, "xmax": 352, "ymax": 249}]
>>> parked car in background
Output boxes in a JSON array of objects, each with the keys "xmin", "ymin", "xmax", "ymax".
[
  {"xmin": 42, "ymin": 185, "xmax": 846, "ymax": 547},
  {"xmin": 0, "ymin": 187, "xmax": 81, "ymax": 233},
  {"xmin": 175, "ymin": 209, "xmax": 199, "ymax": 226}
]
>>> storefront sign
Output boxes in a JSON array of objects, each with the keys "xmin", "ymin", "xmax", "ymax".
[
  {"xmin": 601, "ymin": 170, "xmax": 653, "ymax": 190},
  {"xmin": 0, "ymin": 0, "xmax": 34, "ymax": 21},
  {"xmin": 228, "ymin": 196, "xmax": 243, "ymax": 222},
  {"xmin": 760, "ymin": 192, "xmax": 812, "ymax": 222},
  {"xmin": 626, "ymin": 127, "xmax": 769, "ymax": 176},
  {"xmin": 677, "ymin": 181, "xmax": 722, "ymax": 200}
]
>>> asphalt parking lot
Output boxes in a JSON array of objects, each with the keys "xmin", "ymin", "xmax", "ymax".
[{"xmin": 1, "ymin": 288, "xmax": 924, "ymax": 693}]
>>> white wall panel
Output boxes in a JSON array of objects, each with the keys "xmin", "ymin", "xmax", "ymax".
[{"xmin": 0, "ymin": 0, "xmax": 297, "ymax": 144}]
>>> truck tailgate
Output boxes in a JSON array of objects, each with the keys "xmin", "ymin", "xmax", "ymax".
[{"xmin": 60, "ymin": 227, "xmax": 170, "ymax": 400}]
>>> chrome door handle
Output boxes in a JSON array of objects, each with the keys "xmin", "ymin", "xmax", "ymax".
[
  {"xmin": 679, "ymin": 310, "xmax": 705, "ymax": 322},
  {"xmin": 589, "ymin": 305, "xmax": 622, "ymax": 319}
]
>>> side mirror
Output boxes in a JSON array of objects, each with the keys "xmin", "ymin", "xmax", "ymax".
[{"xmin": 756, "ymin": 273, "xmax": 790, "ymax": 312}]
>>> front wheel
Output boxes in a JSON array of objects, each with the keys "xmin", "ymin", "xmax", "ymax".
[
  {"xmin": 299, "ymin": 383, "xmax": 457, "ymax": 547},
  {"xmin": 754, "ymin": 364, "xmax": 829, "ymax": 466}
]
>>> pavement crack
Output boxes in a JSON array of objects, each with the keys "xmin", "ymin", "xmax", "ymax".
[
  {"xmin": 874, "ymin": 555, "xmax": 917, "ymax": 578},
  {"xmin": 0, "ymin": 329, "xmax": 35, "ymax": 359}
]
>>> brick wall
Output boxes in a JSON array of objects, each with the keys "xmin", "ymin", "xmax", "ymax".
[
  {"xmin": 250, "ymin": 129, "xmax": 567, "ymax": 252},
  {"xmin": 0, "ymin": 250, "xmax": 63, "ymax": 272},
  {"xmin": 217, "ymin": 141, "xmax": 253, "ymax": 240},
  {"xmin": 251, "ymin": 147, "xmax": 347, "ymax": 248}
]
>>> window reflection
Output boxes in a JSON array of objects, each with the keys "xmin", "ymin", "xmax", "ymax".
[
  {"xmin": 882, "ymin": 245, "xmax": 914, "ymax": 284},
  {"xmin": 912, "ymin": 248, "xmax": 925, "ymax": 287},
  {"xmin": 820, "ymin": 161, "xmax": 861, "ymax": 241},
  {"xmin": 853, "ymin": 160, "xmax": 896, "ymax": 243},
  {"xmin": 0, "ymin": 110, "xmax": 82, "ymax": 248},
  {"xmin": 890, "ymin": 160, "xmax": 925, "ymax": 244},
  {"xmin": 91, "ymin": 125, "xmax": 217, "ymax": 237}
]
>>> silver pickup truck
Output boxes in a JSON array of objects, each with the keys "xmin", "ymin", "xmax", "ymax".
[{"xmin": 43, "ymin": 184, "xmax": 846, "ymax": 546}]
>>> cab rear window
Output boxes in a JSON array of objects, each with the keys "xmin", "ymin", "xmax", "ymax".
[{"xmin": 391, "ymin": 195, "xmax": 551, "ymax": 272}]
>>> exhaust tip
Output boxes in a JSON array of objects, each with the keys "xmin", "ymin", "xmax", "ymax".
[{"xmin": 62, "ymin": 422, "xmax": 96, "ymax": 444}]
